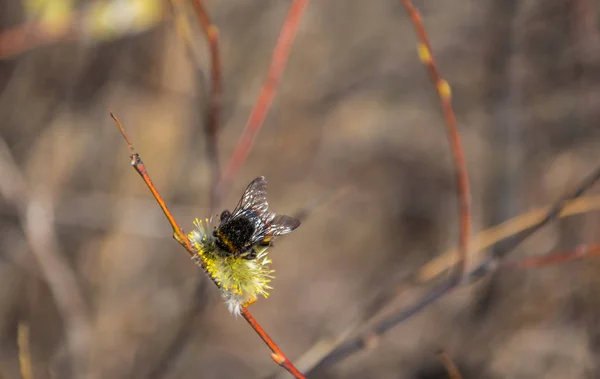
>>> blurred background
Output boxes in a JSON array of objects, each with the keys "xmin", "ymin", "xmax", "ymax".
[{"xmin": 0, "ymin": 0, "xmax": 600, "ymax": 378}]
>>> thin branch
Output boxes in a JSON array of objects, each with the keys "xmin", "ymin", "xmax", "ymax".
[
  {"xmin": 111, "ymin": 112, "xmax": 195, "ymax": 254},
  {"xmin": 189, "ymin": 0, "xmax": 223, "ymax": 211},
  {"xmin": 215, "ymin": 0, "xmax": 309, "ymax": 206},
  {"xmin": 419, "ymin": 195, "xmax": 600, "ymax": 281},
  {"xmin": 110, "ymin": 112, "xmax": 304, "ymax": 379},
  {"xmin": 500, "ymin": 242, "xmax": 600, "ymax": 270},
  {"xmin": 437, "ymin": 350, "xmax": 463, "ymax": 379},
  {"xmin": 401, "ymin": 0, "xmax": 472, "ymax": 279},
  {"xmin": 241, "ymin": 308, "xmax": 305, "ymax": 379},
  {"xmin": 489, "ymin": 164, "xmax": 600, "ymax": 262}
]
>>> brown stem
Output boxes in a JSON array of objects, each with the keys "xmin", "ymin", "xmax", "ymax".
[
  {"xmin": 241, "ymin": 308, "xmax": 306, "ymax": 379},
  {"xmin": 401, "ymin": 0, "xmax": 472, "ymax": 279},
  {"xmin": 110, "ymin": 112, "xmax": 194, "ymax": 254}
]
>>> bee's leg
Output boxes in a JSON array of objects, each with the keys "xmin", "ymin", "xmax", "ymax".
[
  {"xmin": 243, "ymin": 250, "xmax": 257, "ymax": 260},
  {"xmin": 239, "ymin": 246, "xmax": 257, "ymax": 260}
]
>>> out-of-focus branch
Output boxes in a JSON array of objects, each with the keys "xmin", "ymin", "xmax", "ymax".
[
  {"xmin": 419, "ymin": 195, "xmax": 600, "ymax": 281},
  {"xmin": 215, "ymin": 0, "xmax": 309, "ymax": 206},
  {"xmin": 500, "ymin": 242, "xmax": 600, "ymax": 270},
  {"xmin": 401, "ymin": 0, "xmax": 472, "ymax": 279},
  {"xmin": 437, "ymin": 350, "xmax": 463, "ymax": 379}
]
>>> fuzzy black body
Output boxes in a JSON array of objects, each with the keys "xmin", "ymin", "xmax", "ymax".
[
  {"xmin": 213, "ymin": 176, "xmax": 301, "ymax": 260},
  {"xmin": 214, "ymin": 210, "xmax": 259, "ymax": 258}
]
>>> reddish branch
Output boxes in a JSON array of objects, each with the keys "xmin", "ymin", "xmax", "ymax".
[
  {"xmin": 190, "ymin": 0, "xmax": 223, "ymax": 210},
  {"xmin": 110, "ymin": 113, "xmax": 305, "ymax": 379},
  {"xmin": 241, "ymin": 308, "xmax": 305, "ymax": 379},
  {"xmin": 111, "ymin": 113, "xmax": 194, "ymax": 254},
  {"xmin": 437, "ymin": 350, "xmax": 463, "ymax": 379},
  {"xmin": 501, "ymin": 243, "xmax": 600, "ymax": 270},
  {"xmin": 401, "ymin": 0, "xmax": 472, "ymax": 278},
  {"xmin": 215, "ymin": 0, "xmax": 309, "ymax": 204}
]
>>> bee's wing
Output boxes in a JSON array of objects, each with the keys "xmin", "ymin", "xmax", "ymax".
[
  {"xmin": 265, "ymin": 214, "xmax": 301, "ymax": 237},
  {"xmin": 230, "ymin": 176, "xmax": 269, "ymax": 217}
]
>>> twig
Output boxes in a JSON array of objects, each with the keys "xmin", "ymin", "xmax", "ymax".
[
  {"xmin": 500, "ymin": 242, "xmax": 600, "ymax": 270},
  {"xmin": 189, "ymin": 0, "xmax": 223, "ymax": 211},
  {"xmin": 111, "ymin": 112, "xmax": 195, "ymax": 254},
  {"xmin": 215, "ymin": 0, "xmax": 309, "ymax": 205},
  {"xmin": 437, "ymin": 350, "xmax": 463, "ymax": 379},
  {"xmin": 419, "ymin": 195, "xmax": 600, "ymax": 281},
  {"xmin": 110, "ymin": 113, "xmax": 305, "ymax": 379},
  {"xmin": 489, "ymin": 164, "xmax": 600, "ymax": 262},
  {"xmin": 241, "ymin": 308, "xmax": 305, "ymax": 379},
  {"xmin": 401, "ymin": 0, "xmax": 472, "ymax": 279}
]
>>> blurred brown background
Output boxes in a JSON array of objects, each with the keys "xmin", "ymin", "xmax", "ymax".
[{"xmin": 0, "ymin": 0, "xmax": 600, "ymax": 378}]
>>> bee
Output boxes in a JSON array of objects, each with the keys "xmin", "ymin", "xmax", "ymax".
[{"xmin": 213, "ymin": 176, "xmax": 300, "ymax": 260}]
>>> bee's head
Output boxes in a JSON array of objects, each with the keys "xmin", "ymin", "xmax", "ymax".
[{"xmin": 219, "ymin": 210, "xmax": 231, "ymax": 223}]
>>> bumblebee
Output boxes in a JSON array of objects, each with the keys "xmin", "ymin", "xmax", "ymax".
[{"xmin": 213, "ymin": 176, "xmax": 300, "ymax": 260}]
